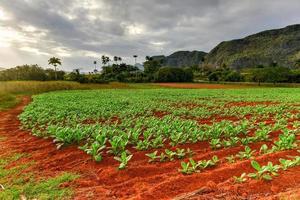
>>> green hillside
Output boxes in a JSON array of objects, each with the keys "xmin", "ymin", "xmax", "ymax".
[
  {"xmin": 204, "ymin": 24, "xmax": 300, "ymax": 69},
  {"xmin": 151, "ymin": 51, "xmax": 207, "ymax": 67}
]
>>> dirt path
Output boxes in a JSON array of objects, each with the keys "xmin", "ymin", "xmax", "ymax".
[{"xmin": 0, "ymin": 97, "xmax": 299, "ymax": 200}]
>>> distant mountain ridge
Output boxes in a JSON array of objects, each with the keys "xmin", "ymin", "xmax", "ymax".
[
  {"xmin": 151, "ymin": 24, "xmax": 300, "ymax": 69},
  {"xmin": 151, "ymin": 51, "xmax": 207, "ymax": 67},
  {"xmin": 204, "ymin": 24, "xmax": 300, "ymax": 69}
]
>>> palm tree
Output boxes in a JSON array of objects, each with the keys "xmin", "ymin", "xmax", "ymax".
[
  {"xmin": 118, "ymin": 57, "xmax": 122, "ymax": 63},
  {"xmin": 113, "ymin": 56, "xmax": 118, "ymax": 64},
  {"xmin": 93, "ymin": 61, "xmax": 97, "ymax": 73},
  {"xmin": 48, "ymin": 57, "xmax": 61, "ymax": 80},
  {"xmin": 106, "ymin": 56, "xmax": 111, "ymax": 66},
  {"xmin": 133, "ymin": 55, "xmax": 138, "ymax": 65},
  {"xmin": 101, "ymin": 55, "xmax": 107, "ymax": 66},
  {"xmin": 133, "ymin": 55, "xmax": 139, "ymax": 79},
  {"xmin": 101, "ymin": 55, "xmax": 111, "ymax": 66}
]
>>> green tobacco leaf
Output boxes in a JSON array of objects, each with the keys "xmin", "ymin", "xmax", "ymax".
[{"xmin": 251, "ymin": 160, "xmax": 261, "ymax": 171}]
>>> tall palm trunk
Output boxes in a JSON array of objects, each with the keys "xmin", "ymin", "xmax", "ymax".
[{"xmin": 54, "ymin": 64, "xmax": 57, "ymax": 80}]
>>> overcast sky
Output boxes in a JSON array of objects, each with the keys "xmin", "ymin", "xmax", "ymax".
[{"xmin": 0, "ymin": 0, "xmax": 299, "ymax": 71}]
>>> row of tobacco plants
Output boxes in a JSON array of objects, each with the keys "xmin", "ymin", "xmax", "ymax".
[{"xmin": 19, "ymin": 89, "xmax": 299, "ymax": 179}]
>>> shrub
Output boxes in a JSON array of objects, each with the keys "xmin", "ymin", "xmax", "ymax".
[
  {"xmin": 154, "ymin": 67, "xmax": 193, "ymax": 82},
  {"xmin": 224, "ymin": 71, "xmax": 243, "ymax": 82}
]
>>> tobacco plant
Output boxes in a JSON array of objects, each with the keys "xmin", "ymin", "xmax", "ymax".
[
  {"xmin": 179, "ymin": 155, "xmax": 219, "ymax": 174},
  {"xmin": 210, "ymin": 139, "xmax": 222, "ymax": 150},
  {"xmin": 272, "ymin": 130, "xmax": 298, "ymax": 151},
  {"xmin": 226, "ymin": 155, "xmax": 236, "ymax": 163},
  {"xmin": 237, "ymin": 146, "xmax": 256, "ymax": 160},
  {"xmin": 114, "ymin": 152, "xmax": 133, "ymax": 170},
  {"xmin": 248, "ymin": 160, "xmax": 280, "ymax": 181},
  {"xmin": 145, "ymin": 151, "xmax": 159, "ymax": 162},
  {"xmin": 233, "ymin": 173, "xmax": 247, "ymax": 183},
  {"xmin": 279, "ymin": 156, "xmax": 300, "ymax": 170},
  {"xmin": 18, "ymin": 88, "xmax": 300, "ymax": 170}
]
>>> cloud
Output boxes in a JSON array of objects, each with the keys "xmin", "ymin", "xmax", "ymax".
[{"xmin": 0, "ymin": 0, "xmax": 300, "ymax": 71}]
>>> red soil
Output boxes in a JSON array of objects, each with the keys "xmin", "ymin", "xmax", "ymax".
[
  {"xmin": 226, "ymin": 101, "xmax": 279, "ymax": 107},
  {"xmin": 156, "ymin": 83, "xmax": 248, "ymax": 89},
  {"xmin": 82, "ymin": 116, "xmax": 121, "ymax": 125},
  {"xmin": 153, "ymin": 110, "xmax": 171, "ymax": 118},
  {"xmin": 0, "ymin": 97, "xmax": 299, "ymax": 200}
]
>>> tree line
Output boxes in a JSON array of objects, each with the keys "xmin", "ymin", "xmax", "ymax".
[
  {"xmin": 1, "ymin": 56, "xmax": 299, "ymax": 84},
  {"xmin": 195, "ymin": 63, "xmax": 300, "ymax": 84}
]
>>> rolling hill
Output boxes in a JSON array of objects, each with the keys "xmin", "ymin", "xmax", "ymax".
[{"xmin": 204, "ymin": 24, "xmax": 300, "ymax": 69}]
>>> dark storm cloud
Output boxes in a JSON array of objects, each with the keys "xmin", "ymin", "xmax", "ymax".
[{"xmin": 0, "ymin": 0, "xmax": 300, "ymax": 70}]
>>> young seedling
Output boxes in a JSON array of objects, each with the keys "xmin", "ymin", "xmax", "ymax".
[
  {"xmin": 189, "ymin": 158, "xmax": 200, "ymax": 172},
  {"xmin": 226, "ymin": 155, "xmax": 236, "ymax": 164},
  {"xmin": 237, "ymin": 146, "xmax": 256, "ymax": 160},
  {"xmin": 223, "ymin": 139, "xmax": 233, "ymax": 148},
  {"xmin": 240, "ymin": 137, "xmax": 255, "ymax": 145},
  {"xmin": 248, "ymin": 160, "xmax": 280, "ymax": 181},
  {"xmin": 259, "ymin": 144, "xmax": 269, "ymax": 155},
  {"xmin": 211, "ymin": 155, "xmax": 219, "ymax": 164},
  {"xmin": 273, "ymin": 130, "xmax": 297, "ymax": 151},
  {"xmin": 159, "ymin": 152, "xmax": 167, "ymax": 162},
  {"xmin": 248, "ymin": 160, "xmax": 271, "ymax": 181},
  {"xmin": 136, "ymin": 139, "xmax": 151, "ymax": 150},
  {"xmin": 186, "ymin": 148, "xmax": 194, "ymax": 157},
  {"xmin": 114, "ymin": 151, "xmax": 133, "ymax": 170},
  {"xmin": 233, "ymin": 173, "xmax": 247, "ymax": 183},
  {"xmin": 151, "ymin": 135, "xmax": 165, "ymax": 148},
  {"xmin": 175, "ymin": 148, "xmax": 186, "ymax": 159},
  {"xmin": 128, "ymin": 129, "xmax": 141, "ymax": 144},
  {"xmin": 165, "ymin": 149, "xmax": 176, "ymax": 161},
  {"xmin": 79, "ymin": 141, "xmax": 105, "ymax": 162},
  {"xmin": 254, "ymin": 128, "xmax": 270, "ymax": 141},
  {"xmin": 179, "ymin": 162, "xmax": 192, "ymax": 175},
  {"xmin": 279, "ymin": 156, "xmax": 300, "ymax": 170},
  {"xmin": 145, "ymin": 151, "xmax": 159, "ymax": 162},
  {"xmin": 170, "ymin": 132, "xmax": 184, "ymax": 146},
  {"xmin": 198, "ymin": 156, "xmax": 219, "ymax": 169},
  {"xmin": 264, "ymin": 162, "xmax": 280, "ymax": 176},
  {"xmin": 229, "ymin": 137, "xmax": 240, "ymax": 146},
  {"xmin": 108, "ymin": 136, "xmax": 128, "ymax": 156},
  {"xmin": 210, "ymin": 139, "xmax": 222, "ymax": 150}
]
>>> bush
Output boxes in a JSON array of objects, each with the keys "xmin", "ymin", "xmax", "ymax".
[
  {"xmin": 0, "ymin": 65, "xmax": 45, "ymax": 81},
  {"xmin": 288, "ymin": 70, "xmax": 300, "ymax": 83},
  {"xmin": 0, "ymin": 65, "xmax": 66, "ymax": 81},
  {"xmin": 208, "ymin": 71, "xmax": 221, "ymax": 82},
  {"xmin": 154, "ymin": 67, "xmax": 193, "ymax": 82},
  {"xmin": 64, "ymin": 73, "xmax": 107, "ymax": 84},
  {"xmin": 245, "ymin": 66, "xmax": 293, "ymax": 84},
  {"xmin": 224, "ymin": 71, "xmax": 243, "ymax": 82}
]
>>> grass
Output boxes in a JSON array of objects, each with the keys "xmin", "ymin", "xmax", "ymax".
[
  {"xmin": 0, "ymin": 92, "xmax": 20, "ymax": 111},
  {"xmin": 1, "ymin": 80, "xmax": 299, "ymax": 111},
  {"xmin": 0, "ymin": 81, "xmax": 130, "ymax": 94},
  {"xmin": 0, "ymin": 81, "xmax": 164, "ymax": 110},
  {"xmin": 0, "ymin": 153, "xmax": 79, "ymax": 200},
  {"xmin": 0, "ymin": 81, "xmax": 131, "ymax": 111},
  {"xmin": 195, "ymin": 80, "xmax": 300, "ymax": 87}
]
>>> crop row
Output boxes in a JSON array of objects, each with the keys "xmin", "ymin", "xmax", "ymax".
[{"xmin": 19, "ymin": 89, "xmax": 300, "ymax": 171}]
